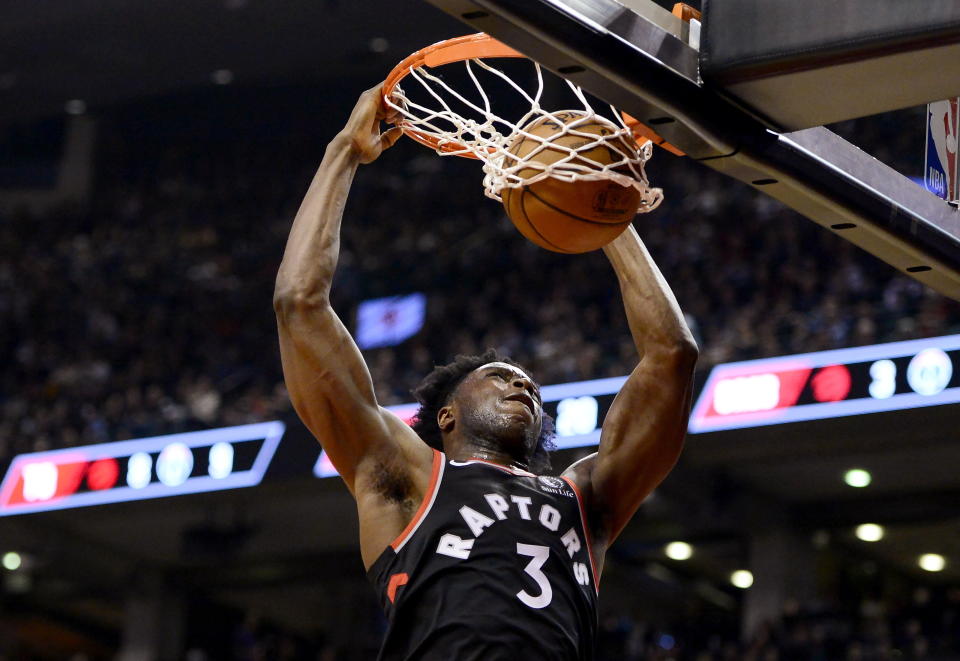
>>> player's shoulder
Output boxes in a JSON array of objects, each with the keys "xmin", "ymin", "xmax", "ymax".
[{"xmin": 560, "ymin": 452, "xmax": 596, "ymax": 493}]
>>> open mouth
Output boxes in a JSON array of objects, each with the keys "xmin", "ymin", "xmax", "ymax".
[{"xmin": 505, "ymin": 393, "xmax": 536, "ymax": 414}]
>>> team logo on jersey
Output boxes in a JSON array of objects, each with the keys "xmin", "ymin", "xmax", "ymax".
[{"xmin": 538, "ymin": 476, "xmax": 574, "ymax": 497}]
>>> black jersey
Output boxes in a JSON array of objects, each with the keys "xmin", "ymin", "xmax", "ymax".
[{"xmin": 368, "ymin": 451, "xmax": 599, "ymax": 661}]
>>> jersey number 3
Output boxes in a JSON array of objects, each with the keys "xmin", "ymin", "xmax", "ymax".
[{"xmin": 516, "ymin": 543, "xmax": 552, "ymax": 609}]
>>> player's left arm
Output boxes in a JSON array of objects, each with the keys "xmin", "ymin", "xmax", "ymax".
[{"xmin": 563, "ymin": 225, "xmax": 698, "ymax": 547}]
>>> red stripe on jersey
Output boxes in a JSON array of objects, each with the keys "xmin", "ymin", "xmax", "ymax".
[
  {"xmin": 391, "ymin": 450, "xmax": 444, "ymax": 551},
  {"xmin": 387, "ymin": 572, "xmax": 409, "ymax": 603},
  {"xmin": 561, "ymin": 476, "xmax": 600, "ymax": 595}
]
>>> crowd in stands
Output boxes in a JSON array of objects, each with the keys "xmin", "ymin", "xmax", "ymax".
[
  {"xmin": 594, "ymin": 586, "xmax": 960, "ymax": 660},
  {"xmin": 1, "ymin": 91, "xmax": 956, "ymax": 465},
  {"xmin": 1, "ymin": 88, "xmax": 959, "ymax": 660}
]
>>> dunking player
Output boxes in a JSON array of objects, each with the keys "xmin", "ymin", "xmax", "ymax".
[{"xmin": 274, "ymin": 84, "xmax": 698, "ymax": 660}]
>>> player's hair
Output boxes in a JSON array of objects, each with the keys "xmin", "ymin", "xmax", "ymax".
[{"xmin": 411, "ymin": 348, "xmax": 556, "ymax": 473}]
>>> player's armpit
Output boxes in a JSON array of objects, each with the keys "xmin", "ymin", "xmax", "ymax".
[{"xmin": 275, "ymin": 296, "xmax": 432, "ymax": 494}]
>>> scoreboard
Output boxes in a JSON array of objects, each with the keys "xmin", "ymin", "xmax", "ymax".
[
  {"xmin": 2, "ymin": 334, "xmax": 958, "ymax": 506},
  {"xmin": 0, "ymin": 421, "xmax": 285, "ymax": 516},
  {"xmin": 688, "ymin": 334, "xmax": 960, "ymax": 433}
]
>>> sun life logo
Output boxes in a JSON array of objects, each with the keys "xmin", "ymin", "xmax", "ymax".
[{"xmin": 538, "ymin": 476, "xmax": 573, "ymax": 497}]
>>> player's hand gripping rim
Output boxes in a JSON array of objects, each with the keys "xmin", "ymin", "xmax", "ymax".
[{"xmin": 340, "ymin": 83, "xmax": 404, "ymax": 165}]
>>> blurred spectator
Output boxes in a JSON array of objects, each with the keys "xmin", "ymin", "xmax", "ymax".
[{"xmin": 0, "ymin": 89, "xmax": 957, "ymax": 467}]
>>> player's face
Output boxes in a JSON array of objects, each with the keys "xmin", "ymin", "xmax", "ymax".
[{"xmin": 454, "ymin": 362, "xmax": 543, "ymax": 455}]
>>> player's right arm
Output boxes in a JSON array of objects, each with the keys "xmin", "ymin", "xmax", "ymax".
[{"xmin": 273, "ymin": 85, "xmax": 432, "ymax": 498}]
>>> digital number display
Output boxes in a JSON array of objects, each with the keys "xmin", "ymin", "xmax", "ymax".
[
  {"xmin": 689, "ymin": 334, "xmax": 960, "ymax": 433},
  {"xmin": 0, "ymin": 421, "xmax": 285, "ymax": 516}
]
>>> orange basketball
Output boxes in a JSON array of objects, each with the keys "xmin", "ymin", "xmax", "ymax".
[{"xmin": 501, "ymin": 111, "xmax": 641, "ymax": 253}]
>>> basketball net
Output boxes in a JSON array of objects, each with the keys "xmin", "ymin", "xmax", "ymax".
[{"xmin": 384, "ymin": 36, "xmax": 663, "ymax": 214}]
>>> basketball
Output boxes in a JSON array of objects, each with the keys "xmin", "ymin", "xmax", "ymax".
[{"xmin": 501, "ymin": 111, "xmax": 642, "ymax": 253}]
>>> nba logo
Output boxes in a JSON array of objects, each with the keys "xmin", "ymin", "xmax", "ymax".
[{"xmin": 925, "ymin": 98, "xmax": 960, "ymax": 201}]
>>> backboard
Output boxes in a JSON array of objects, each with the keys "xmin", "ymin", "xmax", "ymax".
[{"xmin": 423, "ymin": 0, "xmax": 960, "ymax": 301}]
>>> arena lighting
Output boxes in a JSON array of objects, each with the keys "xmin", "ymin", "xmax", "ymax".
[
  {"xmin": 918, "ymin": 553, "xmax": 946, "ymax": 572},
  {"xmin": 688, "ymin": 333, "xmax": 960, "ymax": 433},
  {"xmin": 211, "ymin": 69, "xmax": 234, "ymax": 85},
  {"xmin": 369, "ymin": 37, "xmax": 390, "ymax": 53},
  {"xmin": 2, "ymin": 552, "xmax": 21, "ymax": 571},
  {"xmin": 664, "ymin": 541, "xmax": 693, "ymax": 561},
  {"xmin": 855, "ymin": 523, "xmax": 885, "ymax": 542},
  {"xmin": 0, "ymin": 421, "xmax": 284, "ymax": 517},
  {"xmin": 844, "ymin": 468, "xmax": 872, "ymax": 488},
  {"xmin": 64, "ymin": 99, "xmax": 86, "ymax": 115},
  {"xmin": 730, "ymin": 569, "xmax": 753, "ymax": 589},
  {"xmin": 811, "ymin": 530, "xmax": 830, "ymax": 549}
]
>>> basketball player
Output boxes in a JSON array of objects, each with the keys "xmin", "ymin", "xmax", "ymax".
[{"xmin": 274, "ymin": 84, "xmax": 698, "ymax": 660}]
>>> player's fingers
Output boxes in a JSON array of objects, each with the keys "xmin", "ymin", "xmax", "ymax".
[
  {"xmin": 377, "ymin": 103, "xmax": 402, "ymax": 128},
  {"xmin": 364, "ymin": 82, "xmax": 385, "ymax": 100},
  {"xmin": 380, "ymin": 126, "xmax": 404, "ymax": 151},
  {"xmin": 382, "ymin": 105, "xmax": 401, "ymax": 125},
  {"xmin": 374, "ymin": 81, "xmax": 399, "ymax": 121},
  {"xmin": 351, "ymin": 83, "xmax": 385, "ymax": 123},
  {"xmin": 376, "ymin": 97, "xmax": 392, "ymax": 120}
]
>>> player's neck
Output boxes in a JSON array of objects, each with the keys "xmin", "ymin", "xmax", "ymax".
[{"xmin": 449, "ymin": 443, "xmax": 529, "ymax": 472}]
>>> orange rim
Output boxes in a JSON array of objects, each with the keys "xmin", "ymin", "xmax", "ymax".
[
  {"xmin": 620, "ymin": 112, "xmax": 686, "ymax": 156},
  {"xmin": 672, "ymin": 2, "xmax": 702, "ymax": 22},
  {"xmin": 385, "ymin": 32, "xmax": 686, "ymax": 158},
  {"xmin": 384, "ymin": 33, "xmax": 526, "ymax": 157}
]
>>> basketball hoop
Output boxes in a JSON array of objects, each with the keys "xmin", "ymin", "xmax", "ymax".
[{"xmin": 383, "ymin": 33, "xmax": 664, "ymax": 213}]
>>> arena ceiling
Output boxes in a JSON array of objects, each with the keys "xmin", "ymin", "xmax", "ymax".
[{"xmin": 0, "ymin": 0, "xmax": 467, "ymax": 123}]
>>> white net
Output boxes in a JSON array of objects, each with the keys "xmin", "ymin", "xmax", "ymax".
[{"xmin": 385, "ymin": 57, "xmax": 663, "ymax": 214}]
